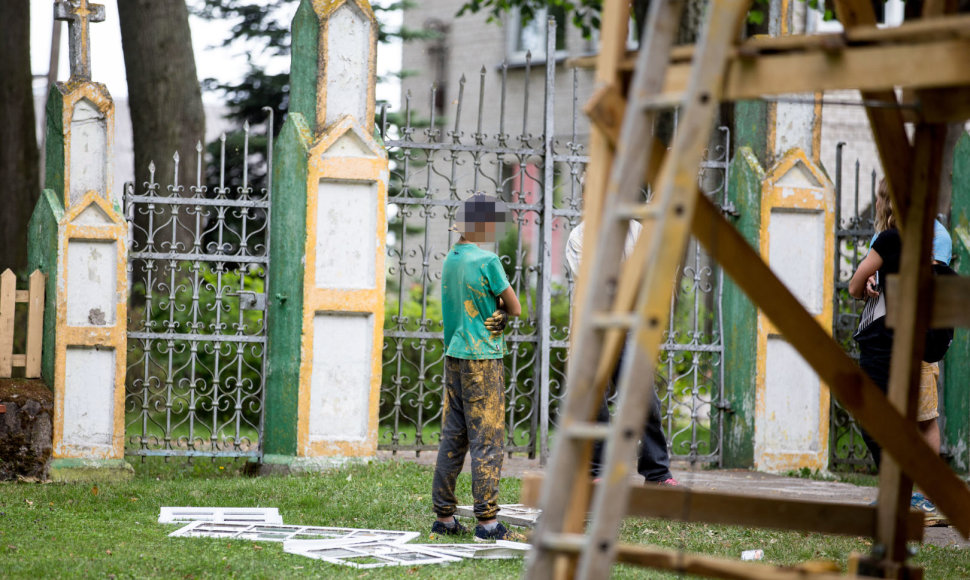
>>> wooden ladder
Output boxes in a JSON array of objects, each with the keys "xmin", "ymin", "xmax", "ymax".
[
  {"xmin": 524, "ymin": 0, "xmax": 970, "ymax": 578},
  {"xmin": 525, "ymin": 0, "xmax": 752, "ymax": 577}
]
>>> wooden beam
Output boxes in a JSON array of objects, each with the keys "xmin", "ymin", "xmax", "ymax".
[
  {"xmin": 656, "ymin": 39, "xmax": 970, "ymax": 102},
  {"xmin": 542, "ymin": 533, "xmax": 853, "ymax": 580},
  {"xmin": 520, "ymin": 475, "xmax": 924, "ymax": 541},
  {"xmin": 690, "ymin": 193, "xmax": 970, "ymax": 538},
  {"xmin": 886, "ymin": 275, "xmax": 970, "ymax": 329},
  {"xmin": 565, "ymin": 13, "xmax": 970, "ymax": 70}
]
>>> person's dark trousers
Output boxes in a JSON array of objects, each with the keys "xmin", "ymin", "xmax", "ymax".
[
  {"xmin": 857, "ymin": 336, "xmax": 893, "ymax": 469},
  {"xmin": 432, "ymin": 357, "xmax": 505, "ymax": 521},
  {"xmin": 589, "ymin": 351, "xmax": 672, "ymax": 483}
]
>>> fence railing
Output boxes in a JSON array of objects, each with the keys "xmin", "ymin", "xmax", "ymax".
[{"xmin": 0, "ymin": 270, "xmax": 46, "ymax": 379}]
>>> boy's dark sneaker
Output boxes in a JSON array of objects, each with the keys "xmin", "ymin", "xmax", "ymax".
[
  {"xmin": 431, "ymin": 517, "xmax": 469, "ymax": 536},
  {"xmin": 474, "ymin": 522, "xmax": 527, "ymax": 542}
]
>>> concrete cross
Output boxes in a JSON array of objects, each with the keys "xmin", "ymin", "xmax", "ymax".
[{"xmin": 54, "ymin": 0, "xmax": 106, "ymax": 81}]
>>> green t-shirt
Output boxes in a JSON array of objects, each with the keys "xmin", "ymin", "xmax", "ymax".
[{"xmin": 441, "ymin": 242, "xmax": 511, "ymax": 359}]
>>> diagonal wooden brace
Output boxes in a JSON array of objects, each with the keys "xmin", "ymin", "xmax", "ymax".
[{"xmin": 690, "ymin": 192, "xmax": 970, "ymax": 538}]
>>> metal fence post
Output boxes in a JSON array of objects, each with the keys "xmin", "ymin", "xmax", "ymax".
[{"xmin": 537, "ymin": 16, "xmax": 557, "ymax": 464}]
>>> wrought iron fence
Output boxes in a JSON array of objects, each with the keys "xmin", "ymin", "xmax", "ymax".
[
  {"xmin": 379, "ymin": 19, "xmax": 729, "ymax": 464},
  {"xmin": 830, "ymin": 142, "xmax": 878, "ymax": 469},
  {"xmin": 124, "ymin": 120, "xmax": 272, "ymax": 457}
]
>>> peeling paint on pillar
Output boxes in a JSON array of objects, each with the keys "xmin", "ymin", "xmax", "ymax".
[
  {"xmin": 755, "ymin": 149, "xmax": 834, "ymax": 473},
  {"xmin": 943, "ymin": 132, "xmax": 970, "ymax": 473},
  {"xmin": 721, "ymin": 147, "xmax": 764, "ymax": 468}
]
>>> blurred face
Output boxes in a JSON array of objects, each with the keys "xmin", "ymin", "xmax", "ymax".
[{"xmin": 461, "ymin": 220, "xmax": 498, "ymax": 243}]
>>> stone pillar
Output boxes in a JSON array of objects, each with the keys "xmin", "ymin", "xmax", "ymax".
[
  {"xmin": 754, "ymin": 149, "xmax": 834, "ymax": 473},
  {"xmin": 724, "ymin": 0, "xmax": 823, "ymax": 468},
  {"xmin": 25, "ymin": 0, "xmax": 131, "ymax": 481},
  {"xmin": 263, "ymin": 0, "xmax": 387, "ymax": 470}
]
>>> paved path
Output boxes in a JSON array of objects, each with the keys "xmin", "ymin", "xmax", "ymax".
[{"xmin": 377, "ymin": 451, "xmax": 968, "ymax": 548}]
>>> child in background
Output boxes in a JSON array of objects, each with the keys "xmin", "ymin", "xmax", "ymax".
[{"xmin": 431, "ymin": 193, "xmax": 524, "ymax": 542}]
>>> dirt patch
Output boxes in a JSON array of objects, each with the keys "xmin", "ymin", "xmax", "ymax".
[
  {"xmin": 0, "ymin": 378, "xmax": 53, "ymax": 481},
  {"xmin": 0, "ymin": 379, "xmax": 53, "ymax": 404}
]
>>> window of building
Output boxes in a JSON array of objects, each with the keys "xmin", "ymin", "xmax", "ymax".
[{"xmin": 507, "ymin": 6, "xmax": 567, "ymax": 64}]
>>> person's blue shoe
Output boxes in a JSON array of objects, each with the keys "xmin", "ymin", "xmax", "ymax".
[
  {"xmin": 431, "ymin": 516, "xmax": 469, "ymax": 536},
  {"xmin": 474, "ymin": 522, "xmax": 527, "ymax": 542},
  {"xmin": 911, "ymin": 492, "xmax": 937, "ymax": 514}
]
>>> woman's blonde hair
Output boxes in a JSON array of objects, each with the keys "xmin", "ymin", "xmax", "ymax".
[{"xmin": 875, "ymin": 178, "xmax": 895, "ymax": 232}]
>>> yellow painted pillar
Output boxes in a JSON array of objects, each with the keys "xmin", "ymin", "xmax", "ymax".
[
  {"xmin": 754, "ymin": 148, "xmax": 834, "ymax": 473},
  {"xmin": 263, "ymin": 0, "xmax": 388, "ymax": 470},
  {"xmin": 27, "ymin": 1, "xmax": 132, "ymax": 481}
]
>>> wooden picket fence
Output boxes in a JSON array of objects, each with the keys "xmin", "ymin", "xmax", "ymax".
[{"xmin": 0, "ymin": 270, "xmax": 45, "ymax": 379}]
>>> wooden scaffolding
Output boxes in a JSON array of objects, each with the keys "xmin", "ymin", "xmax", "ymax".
[{"xmin": 523, "ymin": 0, "xmax": 970, "ymax": 578}]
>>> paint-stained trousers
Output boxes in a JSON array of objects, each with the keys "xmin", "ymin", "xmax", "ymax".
[{"xmin": 432, "ymin": 356, "xmax": 505, "ymax": 521}]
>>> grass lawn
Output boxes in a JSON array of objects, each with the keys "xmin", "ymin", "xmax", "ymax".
[{"xmin": 1, "ymin": 459, "xmax": 969, "ymax": 579}]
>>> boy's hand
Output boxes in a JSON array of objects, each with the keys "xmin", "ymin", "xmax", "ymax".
[{"xmin": 484, "ymin": 309, "xmax": 508, "ymax": 336}]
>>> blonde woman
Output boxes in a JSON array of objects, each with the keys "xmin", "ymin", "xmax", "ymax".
[{"xmin": 849, "ymin": 179, "xmax": 943, "ymax": 515}]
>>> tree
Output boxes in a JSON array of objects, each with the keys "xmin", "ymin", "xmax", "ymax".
[
  {"xmin": 0, "ymin": 0, "xmax": 40, "ymax": 271},
  {"xmin": 118, "ymin": 0, "xmax": 205, "ymax": 252}
]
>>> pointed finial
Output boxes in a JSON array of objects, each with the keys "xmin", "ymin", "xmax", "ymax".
[{"xmin": 196, "ymin": 141, "xmax": 203, "ymax": 153}]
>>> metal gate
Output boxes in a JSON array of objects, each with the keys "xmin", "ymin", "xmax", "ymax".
[
  {"xmin": 124, "ymin": 122, "xmax": 271, "ymax": 458},
  {"xmin": 830, "ymin": 143, "xmax": 877, "ymax": 469},
  {"xmin": 379, "ymin": 20, "xmax": 729, "ymax": 464}
]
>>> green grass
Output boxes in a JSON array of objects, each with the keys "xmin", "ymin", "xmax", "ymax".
[{"xmin": 1, "ymin": 460, "xmax": 969, "ymax": 578}]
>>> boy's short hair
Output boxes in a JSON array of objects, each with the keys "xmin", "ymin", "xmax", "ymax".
[{"xmin": 454, "ymin": 193, "xmax": 508, "ymax": 237}]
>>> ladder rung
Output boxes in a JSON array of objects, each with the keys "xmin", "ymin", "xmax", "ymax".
[
  {"xmin": 638, "ymin": 92, "xmax": 684, "ymax": 111},
  {"xmin": 540, "ymin": 532, "xmax": 586, "ymax": 553},
  {"xmin": 591, "ymin": 313, "xmax": 637, "ymax": 329},
  {"xmin": 615, "ymin": 203, "xmax": 661, "ymax": 221},
  {"xmin": 563, "ymin": 421, "xmax": 611, "ymax": 440}
]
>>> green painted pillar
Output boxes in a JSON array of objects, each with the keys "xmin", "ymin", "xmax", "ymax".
[
  {"xmin": 734, "ymin": 100, "xmax": 769, "ymax": 168},
  {"xmin": 943, "ymin": 132, "xmax": 970, "ymax": 473},
  {"xmin": 720, "ymin": 147, "xmax": 765, "ymax": 468},
  {"xmin": 263, "ymin": 115, "xmax": 311, "ymax": 460},
  {"xmin": 26, "ymin": 189, "xmax": 63, "ymax": 386}
]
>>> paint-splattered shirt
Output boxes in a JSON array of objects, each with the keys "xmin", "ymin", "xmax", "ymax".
[{"xmin": 441, "ymin": 242, "xmax": 510, "ymax": 359}]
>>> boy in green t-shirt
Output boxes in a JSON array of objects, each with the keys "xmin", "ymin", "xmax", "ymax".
[{"xmin": 431, "ymin": 193, "xmax": 524, "ymax": 542}]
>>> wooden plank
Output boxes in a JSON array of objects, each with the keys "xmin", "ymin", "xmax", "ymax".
[
  {"xmin": 658, "ymin": 39, "xmax": 970, "ymax": 102},
  {"xmin": 15, "ymin": 290, "xmax": 28, "ymax": 302},
  {"xmin": 0, "ymin": 269, "xmax": 16, "ymax": 378},
  {"xmin": 11, "ymin": 354, "xmax": 26, "ymax": 367},
  {"xmin": 25, "ymin": 270, "xmax": 45, "ymax": 379},
  {"xmin": 877, "ymin": 124, "xmax": 946, "ymax": 563},
  {"xmin": 584, "ymin": 84, "xmax": 627, "ymax": 146},
  {"xmin": 908, "ymin": 87, "xmax": 970, "ymax": 124},
  {"xmin": 886, "ymin": 275, "xmax": 970, "ymax": 329},
  {"xmin": 690, "ymin": 193, "xmax": 970, "ymax": 538},
  {"xmin": 564, "ymin": 13, "xmax": 970, "ymax": 70},
  {"xmin": 543, "ymin": 534, "xmax": 852, "ymax": 580},
  {"xmin": 522, "ymin": 475, "xmax": 924, "ymax": 541}
]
